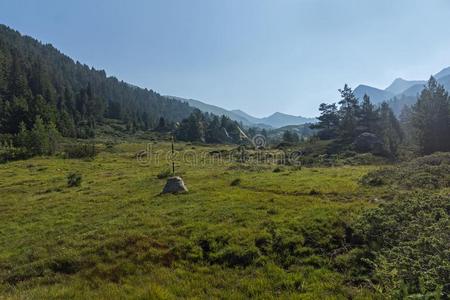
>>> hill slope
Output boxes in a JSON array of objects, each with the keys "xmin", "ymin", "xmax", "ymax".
[
  {"xmin": 0, "ymin": 24, "xmax": 193, "ymax": 137},
  {"xmin": 172, "ymin": 96, "xmax": 316, "ymax": 128},
  {"xmin": 355, "ymin": 67, "xmax": 450, "ymax": 114},
  {"xmin": 354, "ymin": 85, "xmax": 394, "ymax": 104},
  {"xmin": 385, "ymin": 78, "xmax": 426, "ymax": 95}
]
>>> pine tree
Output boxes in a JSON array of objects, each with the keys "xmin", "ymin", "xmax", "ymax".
[
  {"xmin": 337, "ymin": 84, "xmax": 359, "ymax": 141},
  {"xmin": 311, "ymin": 103, "xmax": 339, "ymax": 139},
  {"xmin": 47, "ymin": 122, "xmax": 61, "ymax": 155},
  {"xmin": 378, "ymin": 102, "xmax": 403, "ymax": 157},
  {"xmin": 16, "ymin": 121, "xmax": 29, "ymax": 147},
  {"xmin": 411, "ymin": 77, "xmax": 450, "ymax": 154},
  {"xmin": 358, "ymin": 94, "xmax": 379, "ymax": 134},
  {"xmin": 29, "ymin": 116, "xmax": 49, "ymax": 155}
]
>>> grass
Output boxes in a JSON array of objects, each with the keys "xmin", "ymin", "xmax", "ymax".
[{"xmin": 0, "ymin": 142, "xmax": 380, "ymax": 299}]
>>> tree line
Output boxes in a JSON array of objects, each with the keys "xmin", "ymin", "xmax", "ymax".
[
  {"xmin": 312, "ymin": 77, "xmax": 450, "ymax": 156},
  {"xmin": 175, "ymin": 109, "xmax": 245, "ymax": 144},
  {"xmin": 0, "ymin": 24, "xmax": 193, "ymax": 141}
]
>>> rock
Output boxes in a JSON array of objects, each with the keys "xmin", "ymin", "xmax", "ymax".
[
  {"xmin": 161, "ymin": 176, "xmax": 188, "ymax": 194},
  {"xmin": 354, "ymin": 132, "xmax": 384, "ymax": 154}
]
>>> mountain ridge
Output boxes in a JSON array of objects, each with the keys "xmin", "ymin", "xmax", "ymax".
[
  {"xmin": 167, "ymin": 96, "xmax": 317, "ymax": 128},
  {"xmin": 354, "ymin": 66, "xmax": 450, "ymax": 114}
]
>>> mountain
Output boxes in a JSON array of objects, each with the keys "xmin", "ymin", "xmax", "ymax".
[
  {"xmin": 354, "ymin": 85, "xmax": 394, "ymax": 104},
  {"xmin": 166, "ymin": 96, "xmax": 254, "ymax": 125},
  {"xmin": 385, "ymin": 78, "xmax": 426, "ymax": 95},
  {"xmin": 230, "ymin": 109, "xmax": 262, "ymax": 124},
  {"xmin": 170, "ymin": 96, "xmax": 316, "ymax": 128},
  {"xmin": 0, "ymin": 24, "xmax": 193, "ymax": 137},
  {"xmin": 354, "ymin": 67, "xmax": 450, "ymax": 115},
  {"xmin": 434, "ymin": 67, "xmax": 450, "ymax": 79},
  {"xmin": 259, "ymin": 112, "xmax": 316, "ymax": 128}
]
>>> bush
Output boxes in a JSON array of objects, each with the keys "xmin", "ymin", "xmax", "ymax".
[
  {"xmin": 273, "ymin": 167, "xmax": 283, "ymax": 173},
  {"xmin": 356, "ymin": 193, "xmax": 450, "ymax": 296},
  {"xmin": 230, "ymin": 178, "xmax": 241, "ymax": 186},
  {"xmin": 361, "ymin": 152, "xmax": 450, "ymax": 189},
  {"xmin": 63, "ymin": 143, "xmax": 97, "ymax": 159},
  {"xmin": 0, "ymin": 147, "xmax": 31, "ymax": 163},
  {"xmin": 157, "ymin": 169, "xmax": 172, "ymax": 179},
  {"xmin": 67, "ymin": 172, "xmax": 82, "ymax": 187}
]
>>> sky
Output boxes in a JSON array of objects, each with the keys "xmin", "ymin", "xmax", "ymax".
[{"xmin": 2, "ymin": 0, "xmax": 450, "ymax": 117}]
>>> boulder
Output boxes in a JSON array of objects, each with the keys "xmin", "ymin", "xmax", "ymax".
[
  {"xmin": 161, "ymin": 176, "xmax": 188, "ymax": 194},
  {"xmin": 354, "ymin": 132, "xmax": 384, "ymax": 154}
]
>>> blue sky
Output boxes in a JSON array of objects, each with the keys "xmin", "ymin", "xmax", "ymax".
[{"xmin": 2, "ymin": 0, "xmax": 450, "ymax": 117}]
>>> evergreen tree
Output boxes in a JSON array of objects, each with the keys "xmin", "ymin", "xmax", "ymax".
[
  {"xmin": 399, "ymin": 105, "xmax": 415, "ymax": 146},
  {"xmin": 282, "ymin": 130, "xmax": 299, "ymax": 143},
  {"xmin": 411, "ymin": 77, "xmax": 450, "ymax": 154},
  {"xmin": 337, "ymin": 84, "xmax": 359, "ymax": 141},
  {"xmin": 378, "ymin": 102, "xmax": 403, "ymax": 157},
  {"xmin": 358, "ymin": 94, "xmax": 379, "ymax": 134},
  {"xmin": 311, "ymin": 103, "xmax": 339, "ymax": 139},
  {"xmin": 29, "ymin": 116, "xmax": 49, "ymax": 155}
]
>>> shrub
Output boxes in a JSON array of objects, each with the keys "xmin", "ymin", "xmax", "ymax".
[
  {"xmin": 0, "ymin": 147, "xmax": 31, "ymax": 163},
  {"xmin": 356, "ymin": 193, "xmax": 450, "ymax": 296},
  {"xmin": 63, "ymin": 143, "xmax": 97, "ymax": 159},
  {"xmin": 308, "ymin": 189, "xmax": 321, "ymax": 195},
  {"xmin": 361, "ymin": 152, "xmax": 450, "ymax": 189},
  {"xmin": 211, "ymin": 245, "xmax": 260, "ymax": 267},
  {"xmin": 157, "ymin": 169, "xmax": 172, "ymax": 179},
  {"xmin": 273, "ymin": 167, "xmax": 283, "ymax": 173},
  {"xmin": 67, "ymin": 172, "xmax": 82, "ymax": 187},
  {"xmin": 230, "ymin": 178, "xmax": 241, "ymax": 186}
]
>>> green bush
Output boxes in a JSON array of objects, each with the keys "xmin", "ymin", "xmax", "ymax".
[
  {"xmin": 67, "ymin": 172, "xmax": 82, "ymax": 187},
  {"xmin": 273, "ymin": 166, "xmax": 283, "ymax": 173},
  {"xmin": 63, "ymin": 143, "xmax": 97, "ymax": 159},
  {"xmin": 230, "ymin": 178, "xmax": 241, "ymax": 186},
  {"xmin": 361, "ymin": 152, "xmax": 450, "ymax": 189},
  {"xmin": 157, "ymin": 169, "xmax": 172, "ymax": 179},
  {"xmin": 0, "ymin": 147, "xmax": 31, "ymax": 163},
  {"xmin": 356, "ymin": 193, "xmax": 450, "ymax": 296}
]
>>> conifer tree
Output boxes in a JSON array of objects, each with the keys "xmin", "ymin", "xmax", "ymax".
[{"xmin": 412, "ymin": 77, "xmax": 450, "ymax": 154}]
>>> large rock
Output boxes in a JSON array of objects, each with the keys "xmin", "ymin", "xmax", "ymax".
[
  {"xmin": 162, "ymin": 176, "xmax": 188, "ymax": 194},
  {"xmin": 354, "ymin": 132, "xmax": 384, "ymax": 154}
]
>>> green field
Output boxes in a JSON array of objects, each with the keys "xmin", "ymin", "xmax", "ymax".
[{"xmin": 1, "ymin": 142, "xmax": 385, "ymax": 299}]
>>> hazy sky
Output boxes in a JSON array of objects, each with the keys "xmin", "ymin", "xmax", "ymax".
[{"xmin": 2, "ymin": 0, "xmax": 450, "ymax": 117}]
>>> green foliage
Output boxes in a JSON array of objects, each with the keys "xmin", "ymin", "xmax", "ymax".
[
  {"xmin": 0, "ymin": 144, "xmax": 30, "ymax": 163},
  {"xmin": 230, "ymin": 178, "xmax": 241, "ymax": 186},
  {"xmin": 0, "ymin": 24, "xmax": 193, "ymax": 138},
  {"xmin": 156, "ymin": 169, "xmax": 171, "ymax": 179},
  {"xmin": 61, "ymin": 143, "xmax": 97, "ymax": 159},
  {"xmin": 411, "ymin": 77, "xmax": 450, "ymax": 155},
  {"xmin": 361, "ymin": 152, "xmax": 450, "ymax": 189},
  {"xmin": 356, "ymin": 193, "xmax": 450, "ymax": 296},
  {"xmin": 176, "ymin": 110, "xmax": 244, "ymax": 144},
  {"xmin": 312, "ymin": 84, "xmax": 403, "ymax": 158},
  {"xmin": 67, "ymin": 172, "xmax": 82, "ymax": 187},
  {"xmin": 311, "ymin": 103, "xmax": 339, "ymax": 139},
  {"xmin": 282, "ymin": 130, "xmax": 299, "ymax": 144}
]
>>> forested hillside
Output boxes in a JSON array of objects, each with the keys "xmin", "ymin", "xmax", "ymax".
[{"xmin": 0, "ymin": 25, "xmax": 193, "ymax": 138}]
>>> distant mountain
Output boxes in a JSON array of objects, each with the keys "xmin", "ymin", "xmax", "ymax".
[
  {"xmin": 167, "ymin": 96, "xmax": 316, "ymax": 128},
  {"xmin": 166, "ymin": 97, "xmax": 253, "ymax": 125},
  {"xmin": 267, "ymin": 123, "xmax": 317, "ymax": 140},
  {"xmin": 354, "ymin": 85, "xmax": 394, "ymax": 104},
  {"xmin": 354, "ymin": 67, "xmax": 450, "ymax": 115},
  {"xmin": 385, "ymin": 78, "xmax": 426, "ymax": 95},
  {"xmin": 259, "ymin": 112, "xmax": 316, "ymax": 128},
  {"xmin": 230, "ymin": 109, "xmax": 261, "ymax": 124},
  {"xmin": 434, "ymin": 67, "xmax": 450, "ymax": 79}
]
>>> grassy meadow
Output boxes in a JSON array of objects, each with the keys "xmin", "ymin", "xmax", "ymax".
[{"xmin": 0, "ymin": 142, "xmax": 387, "ymax": 299}]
